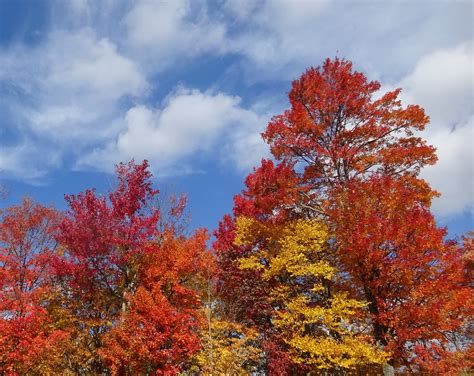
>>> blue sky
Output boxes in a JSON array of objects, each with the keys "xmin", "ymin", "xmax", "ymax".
[{"xmin": 0, "ymin": 0, "xmax": 472, "ymax": 238}]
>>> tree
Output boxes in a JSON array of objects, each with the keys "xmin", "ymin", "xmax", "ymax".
[
  {"xmin": 193, "ymin": 318, "xmax": 262, "ymax": 375},
  {"xmin": 262, "ymin": 58, "xmax": 472, "ymax": 372},
  {"xmin": 328, "ymin": 175, "xmax": 472, "ymax": 372},
  {"xmin": 214, "ymin": 160, "xmax": 387, "ymax": 374},
  {"xmin": 99, "ymin": 228, "xmax": 212, "ymax": 375},
  {"xmin": 213, "ymin": 215, "xmax": 277, "ymax": 374},
  {"xmin": 263, "ymin": 58, "xmax": 436, "ymax": 190},
  {"xmin": 213, "ymin": 161, "xmax": 307, "ymax": 375},
  {"xmin": 235, "ymin": 216, "xmax": 387, "ymax": 371},
  {"xmin": 216, "ymin": 57, "xmax": 472, "ymax": 373},
  {"xmin": 53, "ymin": 160, "xmax": 213, "ymax": 374},
  {"xmin": 0, "ymin": 198, "xmax": 67, "ymax": 374}
]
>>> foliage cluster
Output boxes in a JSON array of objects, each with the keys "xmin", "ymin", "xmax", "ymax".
[{"xmin": 0, "ymin": 59, "xmax": 472, "ymax": 375}]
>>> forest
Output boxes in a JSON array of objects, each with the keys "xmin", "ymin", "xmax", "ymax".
[{"xmin": 0, "ymin": 59, "xmax": 472, "ymax": 375}]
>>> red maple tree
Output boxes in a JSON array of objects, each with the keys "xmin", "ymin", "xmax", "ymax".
[{"xmin": 54, "ymin": 160, "xmax": 213, "ymax": 374}]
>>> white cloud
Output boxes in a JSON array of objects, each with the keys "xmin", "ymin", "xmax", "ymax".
[
  {"xmin": 30, "ymin": 29, "xmax": 147, "ymax": 139},
  {"xmin": 78, "ymin": 88, "xmax": 269, "ymax": 174},
  {"xmin": 1, "ymin": 28, "xmax": 147, "ymax": 141},
  {"xmin": 399, "ymin": 43, "xmax": 473, "ymax": 133},
  {"xmin": 69, "ymin": 0, "xmax": 90, "ymax": 16},
  {"xmin": 224, "ymin": 0, "xmax": 472, "ymax": 81},
  {"xmin": 227, "ymin": 128, "xmax": 270, "ymax": 172},
  {"xmin": 46, "ymin": 0, "xmax": 473, "ymax": 82},
  {"xmin": 422, "ymin": 118, "xmax": 473, "ymax": 216},
  {"xmin": 395, "ymin": 42, "xmax": 474, "ymax": 217},
  {"xmin": 223, "ymin": 0, "xmax": 330, "ymax": 77},
  {"xmin": 0, "ymin": 142, "xmax": 61, "ymax": 183},
  {"xmin": 0, "ymin": 28, "xmax": 148, "ymax": 177},
  {"xmin": 123, "ymin": 0, "xmax": 228, "ymax": 70}
]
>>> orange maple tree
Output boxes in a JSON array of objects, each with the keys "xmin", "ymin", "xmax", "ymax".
[
  {"xmin": 329, "ymin": 175, "xmax": 472, "ymax": 372},
  {"xmin": 215, "ymin": 58, "xmax": 472, "ymax": 374}
]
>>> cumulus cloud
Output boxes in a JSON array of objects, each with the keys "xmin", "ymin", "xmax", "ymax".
[
  {"xmin": 78, "ymin": 88, "xmax": 269, "ymax": 174},
  {"xmin": 1, "ymin": 28, "xmax": 147, "ymax": 139},
  {"xmin": 0, "ymin": 28, "xmax": 147, "ymax": 177},
  {"xmin": 422, "ymin": 118, "xmax": 473, "ymax": 217},
  {"xmin": 49, "ymin": 0, "xmax": 473, "ymax": 81},
  {"xmin": 395, "ymin": 43, "xmax": 473, "ymax": 217},
  {"xmin": 398, "ymin": 43, "xmax": 473, "ymax": 133},
  {"xmin": 28, "ymin": 29, "xmax": 146, "ymax": 140}
]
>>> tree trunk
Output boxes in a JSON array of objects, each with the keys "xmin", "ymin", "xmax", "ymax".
[{"xmin": 383, "ymin": 363, "xmax": 395, "ymax": 376}]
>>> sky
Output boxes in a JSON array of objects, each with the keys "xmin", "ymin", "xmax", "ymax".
[{"xmin": 0, "ymin": 0, "xmax": 472, "ymax": 238}]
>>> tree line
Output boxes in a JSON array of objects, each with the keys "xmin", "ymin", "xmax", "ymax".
[{"xmin": 1, "ymin": 59, "xmax": 472, "ymax": 375}]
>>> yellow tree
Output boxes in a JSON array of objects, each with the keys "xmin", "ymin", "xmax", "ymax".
[
  {"xmin": 235, "ymin": 217, "xmax": 387, "ymax": 372},
  {"xmin": 193, "ymin": 318, "xmax": 262, "ymax": 375}
]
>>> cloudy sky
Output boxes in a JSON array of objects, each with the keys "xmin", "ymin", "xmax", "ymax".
[{"xmin": 0, "ymin": 0, "xmax": 472, "ymax": 236}]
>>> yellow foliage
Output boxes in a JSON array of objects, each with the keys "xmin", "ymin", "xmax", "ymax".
[
  {"xmin": 236, "ymin": 217, "xmax": 334, "ymax": 280},
  {"xmin": 235, "ymin": 216, "xmax": 388, "ymax": 370},
  {"xmin": 238, "ymin": 254, "xmax": 265, "ymax": 271},
  {"xmin": 194, "ymin": 313, "xmax": 262, "ymax": 375},
  {"xmin": 289, "ymin": 336, "xmax": 388, "ymax": 369},
  {"xmin": 37, "ymin": 286, "xmax": 112, "ymax": 374}
]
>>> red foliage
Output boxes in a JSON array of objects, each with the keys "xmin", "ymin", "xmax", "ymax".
[
  {"xmin": 0, "ymin": 199, "xmax": 66, "ymax": 373},
  {"xmin": 263, "ymin": 58, "xmax": 436, "ymax": 186},
  {"xmin": 215, "ymin": 58, "xmax": 472, "ymax": 373},
  {"xmin": 214, "ymin": 215, "xmax": 273, "ymax": 328},
  {"xmin": 100, "ymin": 229, "xmax": 212, "ymax": 374},
  {"xmin": 234, "ymin": 159, "xmax": 302, "ymax": 222},
  {"xmin": 329, "ymin": 175, "xmax": 472, "ymax": 371},
  {"xmin": 214, "ymin": 162, "xmax": 313, "ymax": 374},
  {"xmin": 0, "ymin": 57, "xmax": 470, "ymax": 374},
  {"xmin": 54, "ymin": 160, "xmax": 213, "ymax": 374}
]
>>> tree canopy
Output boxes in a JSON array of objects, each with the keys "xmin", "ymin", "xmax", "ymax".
[{"xmin": 0, "ymin": 59, "xmax": 471, "ymax": 375}]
